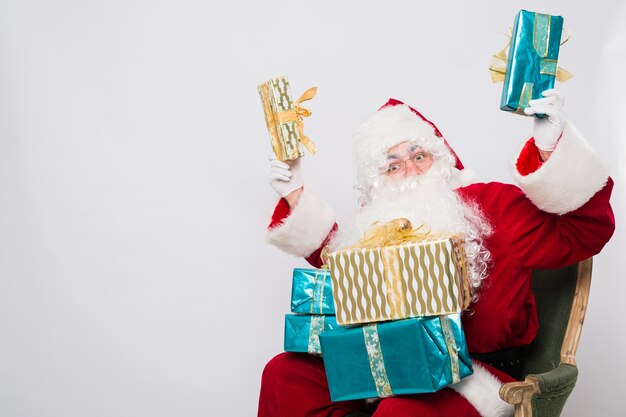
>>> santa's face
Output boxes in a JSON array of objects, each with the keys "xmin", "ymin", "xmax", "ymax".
[{"xmin": 384, "ymin": 141, "xmax": 434, "ymax": 179}]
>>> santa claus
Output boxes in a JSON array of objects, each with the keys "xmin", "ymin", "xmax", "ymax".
[{"xmin": 258, "ymin": 90, "xmax": 615, "ymax": 417}]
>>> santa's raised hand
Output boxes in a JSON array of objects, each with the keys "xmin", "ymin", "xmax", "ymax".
[
  {"xmin": 269, "ymin": 156, "xmax": 304, "ymax": 206},
  {"xmin": 524, "ymin": 89, "xmax": 567, "ymax": 152}
]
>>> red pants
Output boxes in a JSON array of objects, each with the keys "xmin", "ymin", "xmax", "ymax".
[{"xmin": 258, "ymin": 352, "xmax": 483, "ymax": 417}]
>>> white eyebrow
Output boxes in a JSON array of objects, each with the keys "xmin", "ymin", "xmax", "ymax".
[{"xmin": 387, "ymin": 144, "xmax": 422, "ymax": 160}]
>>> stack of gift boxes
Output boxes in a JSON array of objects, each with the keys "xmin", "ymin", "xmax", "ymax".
[
  {"xmin": 284, "ymin": 268, "xmax": 338, "ymax": 355},
  {"xmin": 283, "ymin": 233, "xmax": 475, "ymax": 402}
]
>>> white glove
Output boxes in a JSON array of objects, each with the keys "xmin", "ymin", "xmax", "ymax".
[
  {"xmin": 269, "ymin": 156, "xmax": 303, "ymax": 197},
  {"xmin": 524, "ymin": 89, "xmax": 567, "ymax": 152}
]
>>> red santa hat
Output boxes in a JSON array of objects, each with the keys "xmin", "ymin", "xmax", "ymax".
[{"xmin": 352, "ymin": 98, "xmax": 474, "ymax": 195}]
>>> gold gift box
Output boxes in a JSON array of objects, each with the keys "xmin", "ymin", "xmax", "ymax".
[
  {"xmin": 257, "ymin": 76, "xmax": 317, "ymax": 162},
  {"xmin": 327, "ymin": 235, "xmax": 470, "ymax": 326}
]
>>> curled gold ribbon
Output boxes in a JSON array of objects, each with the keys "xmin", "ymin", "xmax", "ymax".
[
  {"xmin": 347, "ymin": 218, "xmax": 431, "ymax": 249},
  {"xmin": 488, "ymin": 30, "xmax": 512, "ymax": 83},
  {"xmin": 275, "ymin": 87, "xmax": 318, "ymax": 155}
]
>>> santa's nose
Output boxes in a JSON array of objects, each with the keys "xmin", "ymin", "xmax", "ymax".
[{"xmin": 404, "ymin": 159, "xmax": 423, "ymax": 177}]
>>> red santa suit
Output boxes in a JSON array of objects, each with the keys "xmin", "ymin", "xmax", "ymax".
[{"xmin": 259, "ymin": 100, "xmax": 615, "ymax": 417}]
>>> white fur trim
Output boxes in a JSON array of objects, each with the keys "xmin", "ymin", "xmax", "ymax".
[
  {"xmin": 451, "ymin": 361, "xmax": 514, "ymax": 417},
  {"xmin": 450, "ymin": 168, "xmax": 477, "ymax": 189},
  {"xmin": 265, "ymin": 184, "xmax": 335, "ymax": 257},
  {"xmin": 510, "ymin": 120, "xmax": 608, "ymax": 215}
]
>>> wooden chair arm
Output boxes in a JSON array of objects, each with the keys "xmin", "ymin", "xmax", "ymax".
[
  {"xmin": 500, "ymin": 376, "xmax": 540, "ymax": 417},
  {"xmin": 500, "ymin": 377, "xmax": 539, "ymax": 404},
  {"xmin": 500, "ymin": 365, "xmax": 579, "ymax": 417}
]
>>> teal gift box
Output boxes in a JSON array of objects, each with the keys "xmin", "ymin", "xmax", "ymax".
[
  {"xmin": 291, "ymin": 268, "xmax": 336, "ymax": 315},
  {"xmin": 318, "ymin": 315, "xmax": 472, "ymax": 401},
  {"xmin": 284, "ymin": 314, "xmax": 339, "ymax": 355},
  {"xmin": 500, "ymin": 10, "xmax": 564, "ymax": 114}
]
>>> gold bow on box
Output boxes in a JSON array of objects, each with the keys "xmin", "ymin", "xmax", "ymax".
[
  {"xmin": 347, "ymin": 218, "xmax": 430, "ymax": 249},
  {"xmin": 258, "ymin": 76, "xmax": 317, "ymax": 162}
]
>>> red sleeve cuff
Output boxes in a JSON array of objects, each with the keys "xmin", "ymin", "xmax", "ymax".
[
  {"xmin": 305, "ymin": 223, "xmax": 338, "ymax": 268},
  {"xmin": 268, "ymin": 198, "xmax": 291, "ymax": 229},
  {"xmin": 515, "ymin": 138, "xmax": 545, "ymax": 176}
]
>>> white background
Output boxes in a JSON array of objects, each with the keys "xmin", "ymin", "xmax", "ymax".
[{"xmin": 1, "ymin": 1, "xmax": 624, "ymax": 416}]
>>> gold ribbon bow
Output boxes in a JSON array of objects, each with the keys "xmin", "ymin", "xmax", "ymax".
[
  {"xmin": 275, "ymin": 87, "xmax": 318, "ymax": 155},
  {"xmin": 489, "ymin": 29, "xmax": 573, "ymax": 83},
  {"xmin": 348, "ymin": 218, "xmax": 431, "ymax": 249},
  {"xmin": 321, "ymin": 218, "xmax": 428, "ymax": 272}
]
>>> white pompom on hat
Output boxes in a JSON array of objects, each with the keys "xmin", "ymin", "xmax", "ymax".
[{"xmin": 352, "ymin": 98, "xmax": 474, "ymax": 195}]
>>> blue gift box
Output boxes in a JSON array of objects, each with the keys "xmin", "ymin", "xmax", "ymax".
[
  {"xmin": 291, "ymin": 268, "xmax": 335, "ymax": 315},
  {"xmin": 318, "ymin": 315, "xmax": 473, "ymax": 401},
  {"xmin": 500, "ymin": 10, "xmax": 564, "ymax": 114},
  {"xmin": 284, "ymin": 314, "xmax": 339, "ymax": 355}
]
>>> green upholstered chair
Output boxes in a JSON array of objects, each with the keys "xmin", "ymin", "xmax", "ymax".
[{"xmin": 499, "ymin": 258, "xmax": 593, "ymax": 417}]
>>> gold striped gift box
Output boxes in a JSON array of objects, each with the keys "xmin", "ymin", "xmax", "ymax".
[
  {"xmin": 326, "ymin": 235, "xmax": 471, "ymax": 326},
  {"xmin": 257, "ymin": 76, "xmax": 317, "ymax": 162}
]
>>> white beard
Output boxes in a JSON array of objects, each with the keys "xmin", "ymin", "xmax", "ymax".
[{"xmin": 331, "ymin": 163, "xmax": 493, "ymax": 299}]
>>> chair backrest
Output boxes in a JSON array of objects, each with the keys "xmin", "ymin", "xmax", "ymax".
[{"xmin": 522, "ymin": 258, "xmax": 593, "ymax": 377}]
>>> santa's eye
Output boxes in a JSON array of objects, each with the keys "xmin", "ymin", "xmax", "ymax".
[
  {"xmin": 411, "ymin": 153, "xmax": 425, "ymax": 163},
  {"xmin": 388, "ymin": 163, "xmax": 401, "ymax": 172}
]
